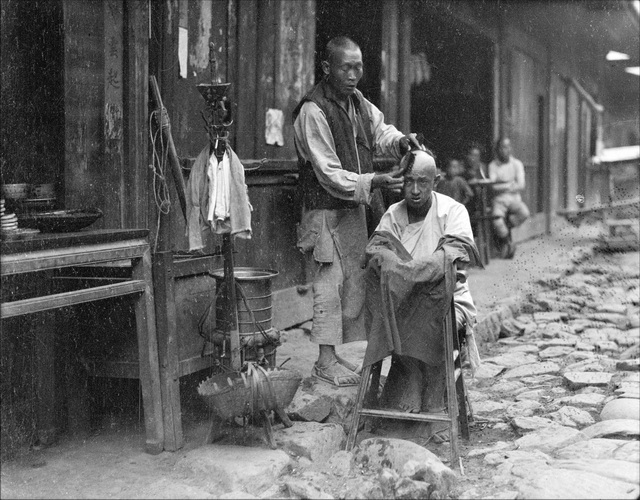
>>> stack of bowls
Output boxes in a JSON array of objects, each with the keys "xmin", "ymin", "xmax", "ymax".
[{"xmin": 1, "ymin": 183, "xmax": 29, "ymax": 201}]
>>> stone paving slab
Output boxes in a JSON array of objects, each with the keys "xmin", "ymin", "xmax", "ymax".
[
  {"xmin": 515, "ymin": 426, "xmax": 587, "ymax": 453},
  {"xmin": 517, "ymin": 467, "xmax": 639, "ymax": 499},
  {"xmin": 502, "ymin": 361, "xmax": 560, "ymax": 379},
  {"xmin": 581, "ymin": 419, "xmax": 640, "ymax": 439},
  {"xmin": 601, "ymin": 398, "xmax": 640, "ymax": 421},
  {"xmin": 563, "ymin": 371, "xmax": 614, "ymax": 390},
  {"xmin": 554, "ymin": 438, "xmax": 636, "ymax": 461}
]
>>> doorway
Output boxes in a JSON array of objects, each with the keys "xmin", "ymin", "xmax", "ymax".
[
  {"xmin": 0, "ymin": 0, "xmax": 65, "ymax": 193},
  {"xmin": 409, "ymin": 12, "xmax": 494, "ymax": 165}
]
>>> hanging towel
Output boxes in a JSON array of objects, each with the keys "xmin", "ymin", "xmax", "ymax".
[
  {"xmin": 186, "ymin": 143, "xmax": 252, "ymax": 251},
  {"xmin": 207, "ymin": 151, "xmax": 231, "ymax": 231}
]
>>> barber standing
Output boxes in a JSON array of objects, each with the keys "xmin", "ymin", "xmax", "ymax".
[{"xmin": 292, "ymin": 36, "xmax": 421, "ymax": 387}]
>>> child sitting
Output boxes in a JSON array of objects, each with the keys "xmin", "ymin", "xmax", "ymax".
[{"xmin": 435, "ymin": 157, "xmax": 474, "ymax": 207}]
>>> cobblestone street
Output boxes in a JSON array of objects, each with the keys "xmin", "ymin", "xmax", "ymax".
[
  {"xmin": 1, "ymin": 221, "xmax": 639, "ymax": 499},
  {"xmin": 455, "ymin": 248, "xmax": 640, "ymax": 499}
]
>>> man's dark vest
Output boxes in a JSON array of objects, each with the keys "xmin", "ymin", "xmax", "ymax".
[{"xmin": 292, "ymin": 80, "xmax": 375, "ymax": 210}]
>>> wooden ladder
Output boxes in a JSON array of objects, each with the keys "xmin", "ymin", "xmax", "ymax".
[{"xmin": 345, "ymin": 299, "xmax": 472, "ymax": 472}]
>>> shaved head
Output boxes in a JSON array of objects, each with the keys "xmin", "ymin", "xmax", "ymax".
[
  {"xmin": 402, "ymin": 149, "xmax": 440, "ymax": 214},
  {"xmin": 400, "ymin": 149, "xmax": 438, "ymax": 177},
  {"xmin": 324, "ymin": 36, "xmax": 360, "ymax": 64}
]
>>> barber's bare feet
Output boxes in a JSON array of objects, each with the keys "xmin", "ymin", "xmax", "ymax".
[{"xmin": 397, "ymin": 367, "xmax": 422, "ymax": 413}]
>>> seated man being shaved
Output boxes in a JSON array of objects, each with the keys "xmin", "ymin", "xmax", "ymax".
[{"xmin": 363, "ymin": 148, "xmax": 482, "ymax": 442}]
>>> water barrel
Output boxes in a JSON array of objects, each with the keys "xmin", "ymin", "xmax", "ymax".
[{"xmin": 211, "ymin": 267, "xmax": 278, "ymax": 335}]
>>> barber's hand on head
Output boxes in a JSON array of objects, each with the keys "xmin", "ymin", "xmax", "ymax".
[
  {"xmin": 398, "ymin": 133, "xmax": 425, "ymax": 155},
  {"xmin": 371, "ymin": 172, "xmax": 404, "ymax": 192}
]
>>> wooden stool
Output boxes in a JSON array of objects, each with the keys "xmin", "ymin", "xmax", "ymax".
[{"xmin": 345, "ymin": 299, "xmax": 473, "ymax": 472}]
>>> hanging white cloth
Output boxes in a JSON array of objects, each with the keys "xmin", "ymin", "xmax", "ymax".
[{"xmin": 206, "ymin": 150, "xmax": 231, "ymax": 233}]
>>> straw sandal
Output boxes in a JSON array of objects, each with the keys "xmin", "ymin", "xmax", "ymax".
[{"xmin": 312, "ymin": 361, "xmax": 361, "ymax": 387}]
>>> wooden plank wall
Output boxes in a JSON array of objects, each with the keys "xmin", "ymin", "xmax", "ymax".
[
  {"xmin": 64, "ymin": 0, "xmax": 108, "ymax": 225},
  {"xmin": 154, "ymin": 0, "xmax": 316, "ymax": 295},
  {"xmin": 64, "ymin": 0, "xmax": 149, "ymax": 230}
]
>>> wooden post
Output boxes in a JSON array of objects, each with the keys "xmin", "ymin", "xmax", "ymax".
[
  {"xmin": 132, "ymin": 247, "xmax": 164, "ymax": 455},
  {"xmin": 152, "ymin": 250, "xmax": 183, "ymax": 451},
  {"xmin": 123, "ymin": 0, "xmax": 149, "ymax": 230},
  {"xmin": 34, "ymin": 310, "xmax": 57, "ymax": 445},
  {"xmin": 222, "ymin": 233, "xmax": 241, "ymax": 371}
]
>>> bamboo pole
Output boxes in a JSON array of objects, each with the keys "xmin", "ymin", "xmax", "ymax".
[{"xmin": 149, "ymin": 75, "xmax": 187, "ymax": 222}]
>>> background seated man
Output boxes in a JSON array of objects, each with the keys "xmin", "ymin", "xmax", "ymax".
[
  {"xmin": 488, "ymin": 137, "xmax": 530, "ymax": 259},
  {"xmin": 362, "ymin": 149, "xmax": 482, "ymax": 442}
]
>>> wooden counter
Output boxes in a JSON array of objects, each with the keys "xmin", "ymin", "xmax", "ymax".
[{"xmin": 0, "ymin": 229, "xmax": 164, "ymax": 454}]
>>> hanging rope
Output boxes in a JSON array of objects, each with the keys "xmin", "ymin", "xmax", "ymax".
[{"xmin": 149, "ymin": 107, "xmax": 172, "ymax": 251}]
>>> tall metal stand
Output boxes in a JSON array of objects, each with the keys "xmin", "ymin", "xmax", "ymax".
[{"xmin": 198, "ymin": 42, "xmax": 241, "ymax": 371}]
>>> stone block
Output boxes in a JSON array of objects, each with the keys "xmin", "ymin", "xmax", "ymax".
[
  {"xmin": 519, "ymin": 374, "xmax": 562, "ymax": 385},
  {"xmin": 563, "ymin": 371, "xmax": 613, "ymax": 390},
  {"xmin": 574, "ymin": 341, "xmax": 596, "ymax": 352},
  {"xmin": 507, "ymin": 344, "xmax": 539, "ymax": 354},
  {"xmin": 490, "ymin": 380, "xmax": 526, "ymax": 395},
  {"xmin": 377, "ymin": 468, "xmax": 400, "ymax": 498},
  {"xmin": 285, "ymin": 473, "xmax": 334, "ymax": 500},
  {"xmin": 616, "ymin": 359, "xmax": 640, "ymax": 371},
  {"xmin": 353, "ymin": 438, "xmax": 456, "ymax": 496},
  {"xmin": 503, "ymin": 361, "xmax": 560, "ymax": 379},
  {"xmin": 595, "ymin": 340, "xmax": 620, "ymax": 353},
  {"xmin": 511, "ymin": 416, "xmax": 555, "ymax": 433},
  {"xmin": 556, "ymin": 393, "xmax": 606, "ymax": 407},
  {"xmin": 473, "ymin": 362, "xmax": 506, "ymax": 379},
  {"xmin": 175, "ymin": 445, "xmax": 292, "ymax": 496},
  {"xmin": 586, "ymin": 312, "xmax": 630, "ymax": 328},
  {"xmin": 554, "ymin": 438, "xmax": 632, "ymax": 460},
  {"xmin": 538, "ymin": 346, "xmax": 575, "ymax": 360},
  {"xmin": 537, "ymin": 337, "xmax": 577, "ymax": 349},
  {"xmin": 597, "ymin": 303, "xmax": 628, "ymax": 314},
  {"xmin": 483, "ymin": 449, "xmax": 552, "ymax": 466},
  {"xmin": 554, "ymin": 458, "xmax": 640, "ymax": 486},
  {"xmin": 323, "ymin": 450, "xmax": 354, "ymax": 477},
  {"xmin": 613, "ymin": 441, "xmax": 640, "ymax": 462},
  {"xmin": 517, "ymin": 468, "xmax": 639, "ymax": 499},
  {"xmin": 600, "ymin": 398, "xmax": 640, "ymax": 421},
  {"xmin": 275, "ymin": 422, "xmax": 345, "ymax": 462},
  {"xmin": 482, "ymin": 352, "xmax": 537, "ymax": 368},
  {"xmin": 340, "ymin": 476, "xmax": 384, "ymax": 500},
  {"xmin": 466, "ymin": 441, "xmax": 513, "ymax": 458},
  {"xmin": 515, "ymin": 425, "xmax": 587, "ymax": 453},
  {"xmin": 218, "ymin": 492, "xmax": 257, "ymax": 499},
  {"xmin": 394, "ymin": 477, "xmax": 432, "ymax": 499},
  {"xmin": 287, "ymin": 392, "xmax": 333, "ymax": 422},
  {"xmin": 514, "ymin": 389, "xmax": 549, "ymax": 402},
  {"xmin": 505, "ymin": 400, "xmax": 543, "ymax": 418},
  {"xmin": 581, "ymin": 419, "xmax": 640, "ymax": 439},
  {"xmin": 473, "ymin": 400, "xmax": 510, "ymax": 415},
  {"xmin": 548, "ymin": 406, "xmax": 595, "ymax": 428},
  {"xmin": 533, "ymin": 312, "xmax": 568, "ymax": 323},
  {"xmin": 564, "ymin": 356, "xmax": 617, "ymax": 373}
]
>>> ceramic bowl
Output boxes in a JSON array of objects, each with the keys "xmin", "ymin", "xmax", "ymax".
[
  {"xmin": 18, "ymin": 208, "xmax": 103, "ymax": 233},
  {"xmin": 2, "ymin": 183, "xmax": 29, "ymax": 200}
]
